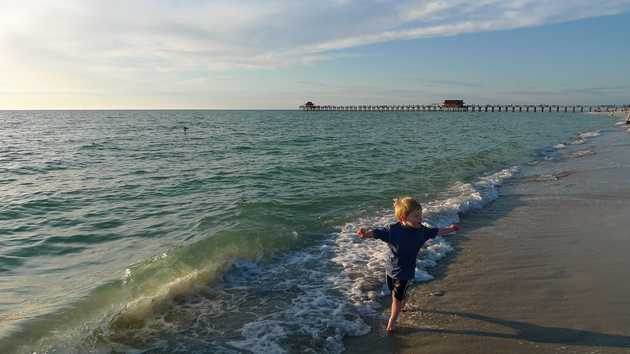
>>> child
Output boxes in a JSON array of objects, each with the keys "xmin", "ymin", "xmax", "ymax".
[{"xmin": 357, "ymin": 196, "xmax": 460, "ymax": 335}]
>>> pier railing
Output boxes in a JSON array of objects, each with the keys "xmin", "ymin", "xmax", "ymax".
[{"xmin": 299, "ymin": 104, "xmax": 628, "ymax": 113}]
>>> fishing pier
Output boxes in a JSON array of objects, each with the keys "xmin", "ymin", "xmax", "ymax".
[{"xmin": 299, "ymin": 100, "xmax": 627, "ymax": 113}]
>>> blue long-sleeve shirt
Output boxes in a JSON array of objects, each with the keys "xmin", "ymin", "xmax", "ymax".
[{"xmin": 373, "ymin": 222, "xmax": 439, "ymax": 280}]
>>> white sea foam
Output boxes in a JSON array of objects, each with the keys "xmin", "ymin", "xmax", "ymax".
[
  {"xmin": 569, "ymin": 150, "xmax": 594, "ymax": 159},
  {"xmin": 578, "ymin": 131, "xmax": 601, "ymax": 139},
  {"xmin": 231, "ymin": 320, "xmax": 287, "ymax": 354},
  {"xmin": 553, "ymin": 144, "xmax": 566, "ymax": 149},
  {"xmin": 227, "ymin": 252, "xmax": 371, "ymax": 354},
  {"xmin": 571, "ymin": 130, "xmax": 601, "ymax": 145},
  {"xmin": 571, "ymin": 138, "xmax": 586, "ymax": 145}
]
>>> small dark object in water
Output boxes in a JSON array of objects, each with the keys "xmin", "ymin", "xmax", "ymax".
[{"xmin": 183, "ymin": 126, "xmax": 188, "ymax": 134}]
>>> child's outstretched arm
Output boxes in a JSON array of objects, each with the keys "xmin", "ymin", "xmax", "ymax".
[
  {"xmin": 356, "ymin": 228, "xmax": 375, "ymax": 239},
  {"xmin": 437, "ymin": 224, "xmax": 460, "ymax": 236}
]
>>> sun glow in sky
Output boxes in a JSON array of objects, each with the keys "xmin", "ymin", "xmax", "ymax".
[{"xmin": 1, "ymin": 0, "xmax": 630, "ymax": 109}]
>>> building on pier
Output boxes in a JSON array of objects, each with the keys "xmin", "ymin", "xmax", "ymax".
[
  {"xmin": 442, "ymin": 100, "xmax": 465, "ymax": 109},
  {"xmin": 303, "ymin": 101, "xmax": 315, "ymax": 110}
]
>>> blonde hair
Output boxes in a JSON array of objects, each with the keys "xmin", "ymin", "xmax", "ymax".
[{"xmin": 393, "ymin": 196, "xmax": 422, "ymax": 221}]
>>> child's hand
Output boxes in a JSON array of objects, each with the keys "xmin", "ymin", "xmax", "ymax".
[
  {"xmin": 439, "ymin": 224, "xmax": 460, "ymax": 236},
  {"xmin": 357, "ymin": 228, "xmax": 372, "ymax": 239}
]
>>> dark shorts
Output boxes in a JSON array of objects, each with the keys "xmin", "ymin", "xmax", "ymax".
[{"xmin": 386, "ymin": 275, "xmax": 409, "ymax": 301}]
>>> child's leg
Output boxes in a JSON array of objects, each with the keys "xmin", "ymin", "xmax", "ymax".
[
  {"xmin": 387, "ymin": 296, "xmax": 404, "ymax": 334},
  {"xmin": 385, "ymin": 276, "xmax": 409, "ymax": 334}
]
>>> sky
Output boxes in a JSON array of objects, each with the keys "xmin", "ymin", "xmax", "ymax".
[{"xmin": 1, "ymin": 0, "xmax": 630, "ymax": 109}]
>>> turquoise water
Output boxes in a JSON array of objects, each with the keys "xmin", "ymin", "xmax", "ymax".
[{"xmin": 0, "ymin": 110, "xmax": 611, "ymax": 353}]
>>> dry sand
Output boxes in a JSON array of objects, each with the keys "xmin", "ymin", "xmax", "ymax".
[{"xmin": 345, "ymin": 121, "xmax": 630, "ymax": 353}]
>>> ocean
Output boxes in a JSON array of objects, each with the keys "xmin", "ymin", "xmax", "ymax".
[{"xmin": 0, "ymin": 110, "xmax": 612, "ymax": 353}]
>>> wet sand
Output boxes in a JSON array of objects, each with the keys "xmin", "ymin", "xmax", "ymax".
[{"xmin": 345, "ymin": 121, "xmax": 630, "ymax": 353}]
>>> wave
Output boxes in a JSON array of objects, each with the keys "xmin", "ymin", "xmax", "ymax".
[
  {"xmin": 571, "ymin": 129, "xmax": 601, "ymax": 145},
  {"xmin": 578, "ymin": 131, "xmax": 601, "ymax": 139},
  {"xmin": 2, "ymin": 228, "xmax": 295, "ymax": 353}
]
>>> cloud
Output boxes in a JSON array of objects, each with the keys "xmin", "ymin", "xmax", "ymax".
[
  {"xmin": 1, "ymin": 0, "xmax": 629, "ymax": 107},
  {"xmin": 3, "ymin": 1, "xmax": 630, "ymax": 69}
]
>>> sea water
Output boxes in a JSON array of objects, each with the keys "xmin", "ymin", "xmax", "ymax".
[{"xmin": 0, "ymin": 110, "xmax": 612, "ymax": 353}]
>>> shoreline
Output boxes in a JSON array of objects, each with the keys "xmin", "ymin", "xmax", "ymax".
[{"xmin": 345, "ymin": 118, "xmax": 630, "ymax": 353}]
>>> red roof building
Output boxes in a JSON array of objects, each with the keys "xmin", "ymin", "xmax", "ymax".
[{"xmin": 443, "ymin": 100, "xmax": 465, "ymax": 108}]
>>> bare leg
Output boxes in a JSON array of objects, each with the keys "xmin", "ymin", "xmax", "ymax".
[{"xmin": 386, "ymin": 296, "xmax": 405, "ymax": 335}]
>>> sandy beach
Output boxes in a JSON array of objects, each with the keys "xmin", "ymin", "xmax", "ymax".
[{"xmin": 345, "ymin": 118, "xmax": 630, "ymax": 353}]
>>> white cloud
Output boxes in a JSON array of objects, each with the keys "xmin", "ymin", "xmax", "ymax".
[
  {"xmin": 3, "ymin": 0, "xmax": 628, "ymax": 68},
  {"xmin": 1, "ymin": 0, "xmax": 629, "ymax": 107}
]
